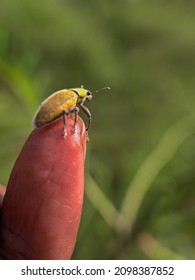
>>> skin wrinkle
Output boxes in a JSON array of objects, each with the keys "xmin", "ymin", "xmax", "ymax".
[
  {"xmin": 0, "ymin": 225, "xmax": 36, "ymax": 259},
  {"xmin": 34, "ymin": 169, "xmax": 81, "ymax": 226}
]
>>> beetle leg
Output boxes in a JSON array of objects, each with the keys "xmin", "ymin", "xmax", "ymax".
[
  {"xmin": 72, "ymin": 107, "xmax": 79, "ymax": 133},
  {"xmin": 62, "ymin": 110, "xmax": 67, "ymax": 139},
  {"xmin": 79, "ymin": 103, "xmax": 91, "ymax": 141}
]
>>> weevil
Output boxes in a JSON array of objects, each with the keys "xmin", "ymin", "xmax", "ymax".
[{"xmin": 33, "ymin": 86, "xmax": 110, "ymax": 140}]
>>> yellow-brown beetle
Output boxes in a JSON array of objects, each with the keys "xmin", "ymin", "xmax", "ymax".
[{"xmin": 33, "ymin": 86, "xmax": 110, "ymax": 140}]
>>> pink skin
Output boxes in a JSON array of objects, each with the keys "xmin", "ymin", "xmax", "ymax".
[{"xmin": 0, "ymin": 117, "xmax": 86, "ymax": 259}]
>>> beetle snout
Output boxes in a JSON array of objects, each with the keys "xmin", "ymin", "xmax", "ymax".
[{"xmin": 87, "ymin": 95, "xmax": 92, "ymax": 101}]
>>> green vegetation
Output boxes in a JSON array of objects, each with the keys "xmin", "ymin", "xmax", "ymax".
[{"xmin": 0, "ymin": 0, "xmax": 195, "ymax": 259}]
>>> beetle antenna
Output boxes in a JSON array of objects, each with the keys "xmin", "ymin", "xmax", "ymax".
[{"xmin": 93, "ymin": 87, "xmax": 111, "ymax": 94}]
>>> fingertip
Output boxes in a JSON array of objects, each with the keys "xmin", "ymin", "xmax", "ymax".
[
  {"xmin": 33, "ymin": 116, "xmax": 86, "ymax": 156},
  {"xmin": 29, "ymin": 116, "xmax": 87, "ymax": 170}
]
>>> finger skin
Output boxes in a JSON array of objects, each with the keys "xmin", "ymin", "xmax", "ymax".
[{"xmin": 0, "ymin": 117, "xmax": 86, "ymax": 259}]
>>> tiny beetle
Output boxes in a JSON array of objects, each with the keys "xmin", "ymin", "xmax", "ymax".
[{"xmin": 33, "ymin": 86, "xmax": 110, "ymax": 140}]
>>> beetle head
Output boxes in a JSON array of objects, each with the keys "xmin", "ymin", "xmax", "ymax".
[{"xmin": 86, "ymin": 90, "xmax": 92, "ymax": 101}]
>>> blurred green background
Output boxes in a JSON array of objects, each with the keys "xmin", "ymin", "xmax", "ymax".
[{"xmin": 1, "ymin": 0, "xmax": 195, "ymax": 259}]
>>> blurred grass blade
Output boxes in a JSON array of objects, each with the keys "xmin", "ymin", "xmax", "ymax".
[
  {"xmin": 138, "ymin": 232, "xmax": 185, "ymax": 260},
  {"xmin": 85, "ymin": 174, "xmax": 126, "ymax": 230},
  {"xmin": 120, "ymin": 113, "xmax": 195, "ymax": 234},
  {"xmin": 0, "ymin": 58, "xmax": 39, "ymax": 113}
]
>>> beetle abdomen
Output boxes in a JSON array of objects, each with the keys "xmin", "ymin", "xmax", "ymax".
[{"xmin": 33, "ymin": 90, "xmax": 78, "ymax": 127}]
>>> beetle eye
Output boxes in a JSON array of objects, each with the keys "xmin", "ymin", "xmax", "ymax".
[{"xmin": 86, "ymin": 91, "xmax": 92, "ymax": 101}]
